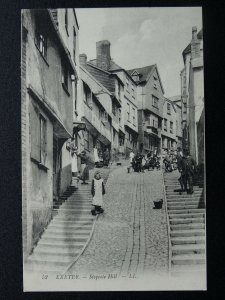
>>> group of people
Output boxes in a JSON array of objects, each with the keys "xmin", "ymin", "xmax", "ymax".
[
  {"xmin": 163, "ymin": 150, "xmax": 178, "ymax": 172},
  {"xmin": 129, "ymin": 151, "xmax": 160, "ymax": 173},
  {"xmin": 71, "ymin": 146, "xmax": 106, "ymax": 216}
]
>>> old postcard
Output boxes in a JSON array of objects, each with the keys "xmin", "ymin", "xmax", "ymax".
[{"xmin": 22, "ymin": 7, "xmax": 206, "ymax": 291}]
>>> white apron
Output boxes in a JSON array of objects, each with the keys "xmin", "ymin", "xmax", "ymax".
[{"xmin": 92, "ymin": 178, "xmax": 104, "ymax": 207}]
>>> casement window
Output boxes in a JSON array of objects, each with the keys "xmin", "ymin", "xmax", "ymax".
[
  {"xmin": 118, "ymin": 82, "xmax": 121, "ymax": 99},
  {"xmin": 73, "ymin": 27, "xmax": 76, "ymax": 63},
  {"xmin": 74, "ymin": 80, "xmax": 77, "ymax": 111},
  {"xmin": 132, "ymin": 73, "xmax": 139, "ymax": 82},
  {"xmin": 126, "ymin": 78, "xmax": 129, "ymax": 92},
  {"xmin": 153, "ymin": 76, "xmax": 157, "ymax": 89},
  {"xmin": 152, "ymin": 95, "xmax": 159, "ymax": 108},
  {"xmin": 112, "ymin": 103, "xmax": 117, "ymax": 116},
  {"xmin": 83, "ymin": 82, "xmax": 92, "ymax": 108},
  {"xmin": 40, "ymin": 115, "xmax": 47, "ymax": 164},
  {"xmin": 152, "ymin": 119, "xmax": 158, "ymax": 128},
  {"xmin": 62, "ymin": 63, "xmax": 70, "ymax": 93},
  {"xmin": 119, "ymin": 109, "xmax": 121, "ymax": 124},
  {"xmin": 170, "ymin": 121, "xmax": 173, "ymax": 133},
  {"xmin": 30, "ymin": 103, "xmax": 47, "ymax": 167},
  {"xmin": 35, "ymin": 28, "xmax": 47, "ymax": 59},
  {"xmin": 164, "ymin": 118, "xmax": 167, "ymax": 131},
  {"xmin": 167, "ymin": 103, "xmax": 171, "ymax": 115},
  {"xmin": 100, "ymin": 110, "xmax": 108, "ymax": 124},
  {"xmin": 131, "ymin": 84, "xmax": 135, "ymax": 97},
  {"xmin": 65, "ymin": 9, "xmax": 69, "ymax": 35},
  {"xmin": 127, "ymin": 103, "xmax": 130, "ymax": 121},
  {"xmin": 132, "ymin": 107, "xmax": 135, "ymax": 125}
]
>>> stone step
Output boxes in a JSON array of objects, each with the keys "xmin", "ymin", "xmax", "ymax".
[
  {"xmin": 30, "ymin": 252, "xmax": 76, "ymax": 263},
  {"xmin": 170, "ymin": 223, "xmax": 205, "ymax": 231},
  {"xmin": 60, "ymin": 205, "xmax": 92, "ymax": 209},
  {"xmin": 171, "ymin": 236, "xmax": 205, "ymax": 245},
  {"xmin": 167, "ymin": 200, "xmax": 201, "ymax": 205},
  {"xmin": 34, "ymin": 247, "xmax": 81, "ymax": 257},
  {"xmin": 48, "ymin": 223, "xmax": 92, "ymax": 230},
  {"xmin": 166, "ymin": 187, "xmax": 203, "ymax": 191},
  {"xmin": 171, "ymin": 254, "xmax": 205, "ymax": 265},
  {"xmin": 172, "ymin": 244, "xmax": 206, "ymax": 255},
  {"xmin": 37, "ymin": 240, "xmax": 84, "ymax": 248},
  {"xmin": 40, "ymin": 235, "xmax": 88, "ymax": 242},
  {"xmin": 170, "ymin": 217, "xmax": 205, "ymax": 225},
  {"xmin": 170, "ymin": 229, "xmax": 205, "ymax": 238},
  {"xmin": 170, "ymin": 263, "xmax": 206, "ymax": 273},
  {"xmin": 45, "ymin": 228, "xmax": 91, "ymax": 236},
  {"xmin": 53, "ymin": 216, "xmax": 94, "ymax": 222},
  {"xmin": 168, "ymin": 209, "xmax": 205, "ymax": 215},
  {"xmin": 25, "ymin": 262, "xmax": 64, "ymax": 273},
  {"xmin": 43, "ymin": 229, "xmax": 90, "ymax": 237},
  {"xmin": 50, "ymin": 219, "xmax": 93, "ymax": 225},
  {"xmin": 168, "ymin": 204, "xmax": 201, "ymax": 210},
  {"xmin": 53, "ymin": 210, "xmax": 91, "ymax": 216},
  {"xmin": 166, "ymin": 188, "xmax": 203, "ymax": 195},
  {"xmin": 28, "ymin": 256, "xmax": 71, "ymax": 267},
  {"xmin": 169, "ymin": 212, "xmax": 205, "ymax": 219},
  {"xmin": 166, "ymin": 195, "xmax": 203, "ymax": 199},
  {"xmin": 54, "ymin": 207, "xmax": 90, "ymax": 212}
]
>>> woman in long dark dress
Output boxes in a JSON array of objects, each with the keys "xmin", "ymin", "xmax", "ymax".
[{"xmin": 78, "ymin": 150, "xmax": 89, "ymax": 184}]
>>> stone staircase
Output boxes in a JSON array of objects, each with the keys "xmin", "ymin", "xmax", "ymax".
[
  {"xmin": 25, "ymin": 166, "xmax": 114, "ymax": 274},
  {"xmin": 164, "ymin": 171, "xmax": 206, "ymax": 277}
]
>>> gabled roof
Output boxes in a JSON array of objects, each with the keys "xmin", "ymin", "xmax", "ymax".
[
  {"xmin": 127, "ymin": 65, "xmax": 155, "ymax": 83},
  {"xmin": 127, "ymin": 64, "xmax": 165, "ymax": 94}
]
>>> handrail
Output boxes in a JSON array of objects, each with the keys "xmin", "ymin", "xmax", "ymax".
[{"xmin": 162, "ymin": 170, "xmax": 172, "ymax": 276}]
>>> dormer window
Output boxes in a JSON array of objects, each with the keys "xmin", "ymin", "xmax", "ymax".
[{"xmin": 131, "ymin": 71, "xmax": 140, "ymax": 82}]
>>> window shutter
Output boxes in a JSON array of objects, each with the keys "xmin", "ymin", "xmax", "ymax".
[{"xmin": 30, "ymin": 102, "xmax": 40, "ymax": 162}]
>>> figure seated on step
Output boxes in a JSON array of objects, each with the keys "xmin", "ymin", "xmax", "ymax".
[{"xmin": 91, "ymin": 171, "xmax": 106, "ymax": 216}]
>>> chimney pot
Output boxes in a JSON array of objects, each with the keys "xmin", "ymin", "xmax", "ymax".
[{"xmin": 79, "ymin": 54, "xmax": 87, "ymax": 66}]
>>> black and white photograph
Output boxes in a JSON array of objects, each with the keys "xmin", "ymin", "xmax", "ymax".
[{"xmin": 21, "ymin": 7, "xmax": 205, "ymax": 291}]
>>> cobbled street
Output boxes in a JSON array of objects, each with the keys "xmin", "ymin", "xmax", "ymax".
[{"xmin": 68, "ymin": 165, "xmax": 169, "ymax": 277}]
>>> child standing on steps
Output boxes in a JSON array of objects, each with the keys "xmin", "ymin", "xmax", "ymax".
[{"xmin": 91, "ymin": 171, "xmax": 106, "ymax": 216}]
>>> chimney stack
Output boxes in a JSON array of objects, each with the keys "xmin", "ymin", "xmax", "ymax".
[
  {"xmin": 96, "ymin": 40, "xmax": 111, "ymax": 71},
  {"xmin": 192, "ymin": 26, "xmax": 198, "ymax": 40},
  {"xmin": 191, "ymin": 26, "xmax": 200, "ymax": 59},
  {"xmin": 79, "ymin": 54, "xmax": 87, "ymax": 66}
]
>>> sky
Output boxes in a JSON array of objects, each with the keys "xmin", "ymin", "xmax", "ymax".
[{"xmin": 76, "ymin": 7, "xmax": 202, "ymax": 98}]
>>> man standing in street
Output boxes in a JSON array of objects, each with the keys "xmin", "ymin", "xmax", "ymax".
[
  {"xmin": 176, "ymin": 147, "xmax": 185, "ymax": 193},
  {"xmin": 181, "ymin": 150, "xmax": 196, "ymax": 194}
]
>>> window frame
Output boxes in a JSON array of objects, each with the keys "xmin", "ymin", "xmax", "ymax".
[
  {"xmin": 65, "ymin": 9, "xmax": 69, "ymax": 36},
  {"xmin": 152, "ymin": 95, "xmax": 159, "ymax": 109},
  {"xmin": 73, "ymin": 27, "xmax": 76, "ymax": 63},
  {"xmin": 170, "ymin": 121, "xmax": 173, "ymax": 133},
  {"xmin": 167, "ymin": 103, "xmax": 171, "ymax": 115},
  {"xmin": 164, "ymin": 118, "xmax": 167, "ymax": 131},
  {"xmin": 40, "ymin": 114, "xmax": 47, "ymax": 165},
  {"xmin": 127, "ymin": 102, "xmax": 130, "ymax": 121},
  {"xmin": 62, "ymin": 62, "xmax": 70, "ymax": 95}
]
